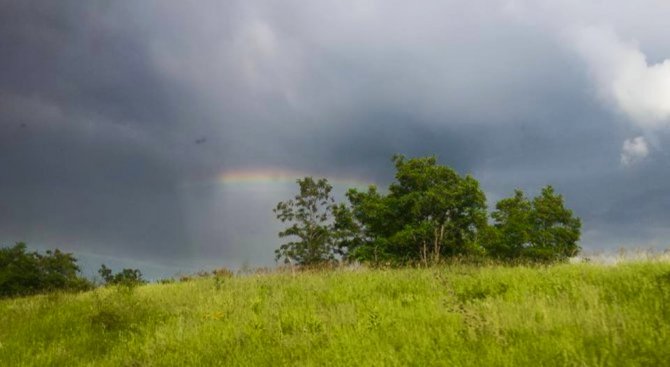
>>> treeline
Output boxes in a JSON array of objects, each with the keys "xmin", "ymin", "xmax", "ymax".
[
  {"xmin": 274, "ymin": 155, "xmax": 581, "ymax": 266},
  {"xmin": 0, "ymin": 242, "xmax": 92, "ymax": 297},
  {"xmin": 0, "ymin": 242, "xmax": 145, "ymax": 298},
  {"xmin": 1, "ymin": 155, "xmax": 581, "ymax": 297}
]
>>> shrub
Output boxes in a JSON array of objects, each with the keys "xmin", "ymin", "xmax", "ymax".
[
  {"xmin": 0, "ymin": 242, "xmax": 93, "ymax": 298},
  {"xmin": 98, "ymin": 264, "xmax": 146, "ymax": 287},
  {"xmin": 485, "ymin": 186, "xmax": 581, "ymax": 261}
]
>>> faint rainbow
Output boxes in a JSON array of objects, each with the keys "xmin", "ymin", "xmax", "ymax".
[{"xmin": 215, "ymin": 168, "xmax": 374, "ymax": 189}]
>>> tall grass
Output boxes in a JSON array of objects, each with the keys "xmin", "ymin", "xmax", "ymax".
[{"xmin": 1, "ymin": 262, "xmax": 669, "ymax": 366}]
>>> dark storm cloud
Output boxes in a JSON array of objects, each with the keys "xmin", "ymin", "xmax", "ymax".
[
  {"xmin": 2, "ymin": 0, "xmax": 670, "ymax": 277},
  {"xmin": 0, "ymin": 1, "xmax": 194, "ymax": 268}
]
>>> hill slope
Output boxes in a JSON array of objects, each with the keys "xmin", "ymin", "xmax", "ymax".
[{"xmin": 1, "ymin": 263, "xmax": 669, "ymax": 366}]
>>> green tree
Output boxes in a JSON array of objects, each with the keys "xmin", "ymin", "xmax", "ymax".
[
  {"xmin": 0, "ymin": 243, "xmax": 41, "ymax": 297},
  {"xmin": 342, "ymin": 155, "xmax": 488, "ymax": 265},
  {"xmin": 38, "ymin": 249, "xmax": 87, "ymax": 290},
  {"xmin": 487, "ymin": 189, "xmax": 533, "ymax": 259},
  {"xmin": 330, "ymin": 202, "xmax": 366, "ymax": 259},
  {"xmin": 98, "ymin": 264, "xmax": 145, "ymax": 286},
  {"xmin": 528, "ymin": 186, "xmax": 581, "ymax": 260},
  {"xmin": 274, "ymin": 177, "xmax": 337, "ymax": 266},
  {"xmin": 98, "ymin": 264, "xmax": 114, "ymax": 283},
  {"xmin": 0, "ymin": 242, "xmax": 92, "ymax": 298},
  {"xmin": 487, "ymin": 186, "xmax": 581, "ymax": 261}
]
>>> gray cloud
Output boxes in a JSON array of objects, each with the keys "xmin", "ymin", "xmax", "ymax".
[{"xmin": 2, "ymin": 0, "xmax": 669, "ymax": 278}]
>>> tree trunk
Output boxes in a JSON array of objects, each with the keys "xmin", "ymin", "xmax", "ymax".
[
  {"xmin": 421, "ymin": 241, "xmax": 428, "ymax": 267},
  {"xmin": 433, "ymin": 224, "xmax": 445, "ymax": 264}
]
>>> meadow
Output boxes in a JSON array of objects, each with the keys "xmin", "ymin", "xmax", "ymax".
[{"xmin": 1, "ymin": 261, "xmax": 669, "ymax": 366}]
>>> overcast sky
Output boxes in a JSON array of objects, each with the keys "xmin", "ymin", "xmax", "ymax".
[{"xmin": 2, "ymin": 1, "xmax": 670, "ymax": 278}]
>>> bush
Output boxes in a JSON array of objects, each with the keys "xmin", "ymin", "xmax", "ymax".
[
  {"xmin": 98, "ymin": 264, "xmax": 146, "ymax": 287},
  {"xmin": 485, "ymin": 186, "xmax": 581, "ymax": 261},
  {"xmin": 0, "ymin": 242, "xmax": 93, "ymax": 298}
]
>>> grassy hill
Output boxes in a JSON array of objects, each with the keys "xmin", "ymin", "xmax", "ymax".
[{"xmin": 1, "ymin": 262, "xmax": 669, "ymax": 366}]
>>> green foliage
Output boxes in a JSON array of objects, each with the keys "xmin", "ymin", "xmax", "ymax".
[
  {"xmin": 0, "ymin": 242, "xmax": 92, "ymax": 298},
  {"xmin": 273, "ymin": 156, "xmax": 582, "ymax": 265},
  {"xmin": 98, "ymin": 264, "xmax": 146, "ymax": 287},
  {"xmin": 485, "ymin": 189, "xmax": 533, "ymax": 258},
  {"xmin": 530, "ymin": 186, "xmax": 582, "ymax": 259},
  {"xmin": 487, "ymin": 186, "xmax": 582, "ymax": 261},
  {"xmin": 341, "ymin": 155, "xmax": 488, "ymax": 264},
  {"xmin": 273, "ymin": 177, "xmax": 339, "ymax": 265},
  {"xmin": 1, "ymin": 262, "xmax": 669, "ymax": 366}
]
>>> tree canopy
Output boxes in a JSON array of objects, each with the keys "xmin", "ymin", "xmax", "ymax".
[
  {"xmin": 274, "ymin": 155, "xmax": 582, "ymax": 266},
  {"xmin": 98, "ymin": 264, "xmax": 146, "ymax": 286},
  {"xmin": 273, "ymin": 177, "xmax": 338, "ymax": 265},
  {"xmin": 484, "ymin": 186, "xmax": 581, "ymax": 261},
  {"xmin": 341, "ymin": 155, "xmax": 488, "ymax": 264},
  {"xmin": 0, "ymin": 242, "xmax": 92, "ymax": 298}
]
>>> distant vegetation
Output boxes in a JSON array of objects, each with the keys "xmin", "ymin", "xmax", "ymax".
[
  {"xmin": 2, "ymin": 155, "xmax": 581, "ymax": 299},
  {"xmin": 0, "ymin": 243, "xmax": 145, "ymax": 298},
  {"xmin": 274, "ymin": 155, "xmax": 581, "ymax": 266},
  {"xmin": 98, "ymin": 264, "xmax": 146, "ymax": 287},
  {"xmin": 0, "ymin": 242, "xmax": 92, "ymax": 298}
]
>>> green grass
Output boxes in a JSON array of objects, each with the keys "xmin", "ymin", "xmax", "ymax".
[{"xmin": 1, "ymin": 262, "xmax": 669, "ymax": 366}]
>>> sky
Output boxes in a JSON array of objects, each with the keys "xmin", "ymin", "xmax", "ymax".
[{"xmin": 2, "ymin": 0, "xmax": 670, "ymax": 279}]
